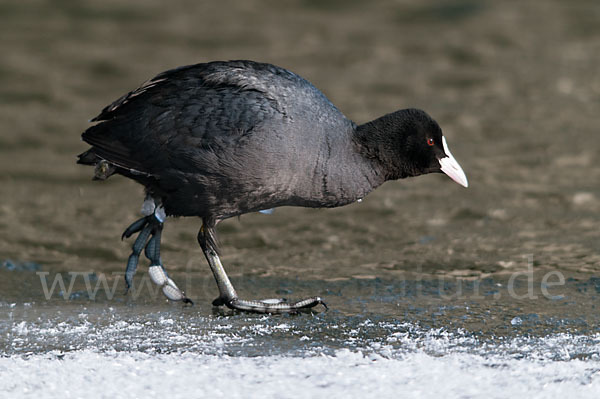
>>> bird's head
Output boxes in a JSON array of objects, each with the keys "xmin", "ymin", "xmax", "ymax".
[{"xmin": 357, "ymin": 108, "xmax": 468, "ymax": 187}]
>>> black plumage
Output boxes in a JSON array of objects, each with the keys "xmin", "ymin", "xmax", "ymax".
[{"xmin": 78, "ymin": 60, "xmax": 467, "ymax": 313}]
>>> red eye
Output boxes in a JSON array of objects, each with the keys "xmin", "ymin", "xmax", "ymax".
[{"xmin": 427, "ymin": 138, "xmax": 435, "ymax": 146}]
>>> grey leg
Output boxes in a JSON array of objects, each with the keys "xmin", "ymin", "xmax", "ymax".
[
  {"xmin": 197, "ymin": 224, "xmax": 327, "ymax": 314},
  {"xmin": 145, "ymin": 224, "xmax": 193, "ymax": 304}
]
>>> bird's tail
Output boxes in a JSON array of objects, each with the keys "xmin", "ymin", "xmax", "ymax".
[
  {"xmin": 77, "ymin": 148, "xmax": 117, "ymax": 180},
  {"xmin": 77, "ymin": 148, "xmax": 100, "ymax": 166}
]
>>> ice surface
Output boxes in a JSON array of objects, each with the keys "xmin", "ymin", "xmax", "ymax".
[
  {"xmin": 1, "ymin": 304, "xmax": 600, "ymax": 399},
  {"xmin": 1, "ymin": 348, "xmax": 599, "ymax": 399}
]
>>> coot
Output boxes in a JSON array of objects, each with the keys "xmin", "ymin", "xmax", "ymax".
[{"xmin": 78, "ymin": 60, "xmax": 468, "ymax": 313}]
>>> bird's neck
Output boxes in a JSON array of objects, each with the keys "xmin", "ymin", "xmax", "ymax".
[
  {"xmin": 305, "ymin": 124, "xmax": 385, "ymax": 208},
  {"xmin": 354, "ymin": 115, "xmax": 409, "ymax": 180}
]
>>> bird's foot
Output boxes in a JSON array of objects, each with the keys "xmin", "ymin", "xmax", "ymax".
[
  {"xmin": 212, "ymin": 295, "xmax": 327, "ymax": 314},
  {"xmin": 148, "ymin": 264, "xmax": 193, "ymax": 305},
  {"xmin": 199, "ymin": 223, "xmax": 326, "ymax": 314},
  {"xmin": 122, "ymin": 202, "xmax": 192, "ymax": 304}
]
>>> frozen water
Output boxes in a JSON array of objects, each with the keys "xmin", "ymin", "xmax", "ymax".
[
  {"xmin": 2, "ymin": 274, "xmax": 600, "ymax": 398},
  {"xmin": 1, "ymin": 349, "xmax": 600, "ymax": 399},
  {"xmin": 1, "ymin": 303, "xmax": 600, "ymax": 398}
]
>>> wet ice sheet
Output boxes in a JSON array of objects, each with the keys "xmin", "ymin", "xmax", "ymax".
[
  {"xmin": 2, "ymin": 303, "xmax": 600, "ymax": 399},
  {"xmin": 3, "ymin": 300, "xmax": 600, "ymax": 357},
  {"xmin": 2, "ymin": 275, "xmax": 600, "ymax": 398}
]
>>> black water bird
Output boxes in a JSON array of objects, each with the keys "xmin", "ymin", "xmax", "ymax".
[{"xmin": 78, "ymin": 60, "xmax": 468, "ymax": 313}]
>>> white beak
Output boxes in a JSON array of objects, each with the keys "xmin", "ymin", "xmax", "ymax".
[{"xmin": 438, "ymin": 136, "xmax": 468, "ymax": 188}]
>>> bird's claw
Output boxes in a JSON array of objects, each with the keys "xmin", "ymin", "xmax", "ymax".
[
  {"xmin": 122, "ymin": 204, "xmax": 191, "ymax": 304},
  {"xmin": 213, "ymin": 296, "xmax": 327, "ymax": 314}
]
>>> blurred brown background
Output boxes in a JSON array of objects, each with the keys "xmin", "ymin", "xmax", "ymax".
[{"xmin": 1, "ymin": 0, "xmax": 599, "ymax": 294}]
